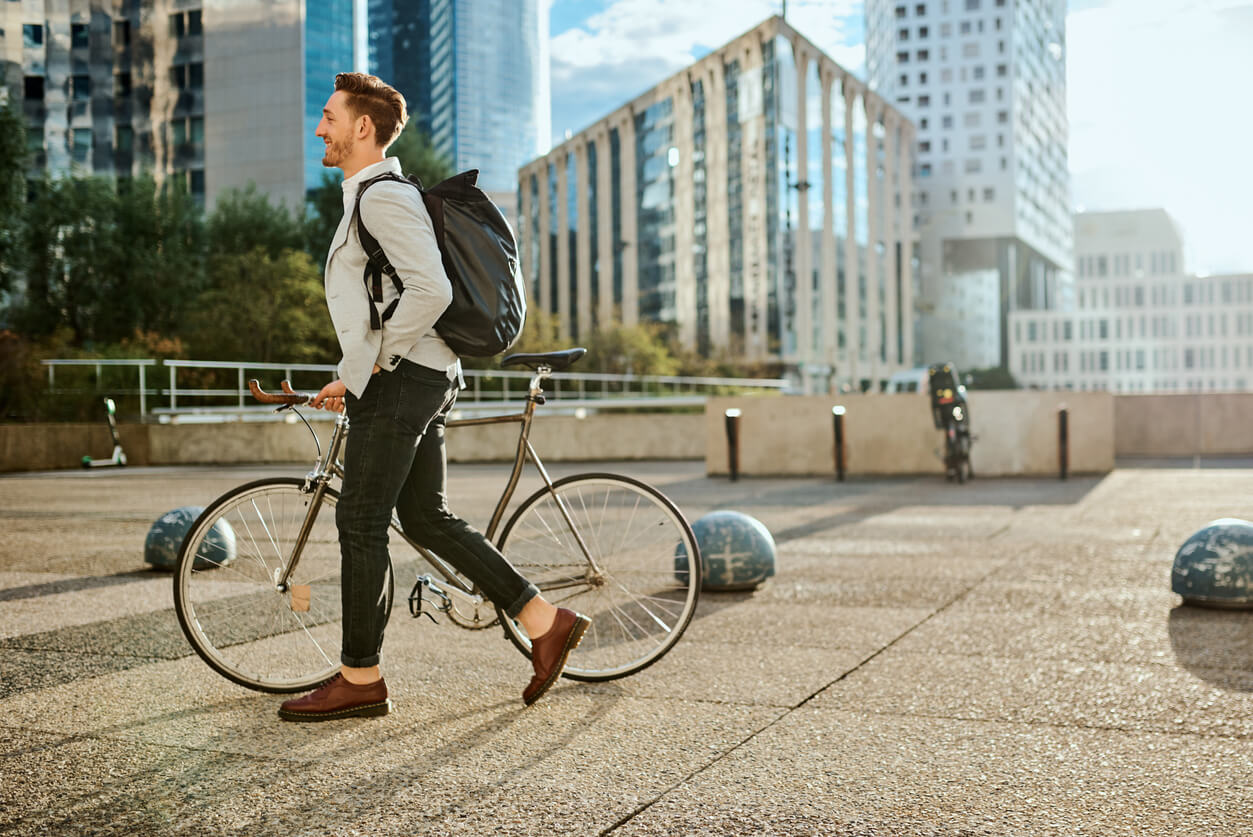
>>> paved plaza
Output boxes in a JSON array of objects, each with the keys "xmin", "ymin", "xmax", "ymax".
[{"xmin": 1, "ymin": 460, "xmax": 1251, "ymax": 835}]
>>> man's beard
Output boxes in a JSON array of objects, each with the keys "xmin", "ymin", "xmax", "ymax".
[{"xmin": 322, "ymin": 137, "xmax": 352, "ymax": 167}]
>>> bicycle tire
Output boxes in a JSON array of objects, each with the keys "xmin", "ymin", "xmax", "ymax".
[
  {"xmin": 494, "ymin": 473, "xmax": 702, "ymax": 682},
  {"xmin": 173, "ymin": 477, "xmax": 392, "ymax": 694}
]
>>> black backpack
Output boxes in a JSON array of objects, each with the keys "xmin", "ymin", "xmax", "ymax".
[{"xmin": 353, "ymin": 169, "xmax": 526, "ymax": 357}]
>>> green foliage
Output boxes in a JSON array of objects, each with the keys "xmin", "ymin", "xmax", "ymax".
[
  {"xmin": 387, "ymin": 121, "xmax": 455, "ymax": 187},
  {"xmin": 966, "ymin": 366, "xmax": 1019, "ymax": 390},
  {"xmin": 209, "ymin": 185, "xmax": 304, "ymax": 257},
  {"xmin": 184, "ymin": 247, "xmax": 332, "ymax": 363},
  {"xmin": 0, "ymin": 104, "xmax": 26, "ymax": 295}
]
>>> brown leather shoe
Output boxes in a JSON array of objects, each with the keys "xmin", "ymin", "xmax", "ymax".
[
  {"xmin": 277, "ymin": 673, "xmax": 391, "ymax": 722},
  {"xmin": 523, "ymin": 608, "xmax": 591, "ymax": 706}
]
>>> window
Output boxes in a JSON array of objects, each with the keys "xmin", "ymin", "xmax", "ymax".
[
  {"xmin": 919, "ymin": 26, "xmax": 929, "ymax": 37},
  {"xmin": 187, "ymin": 9, "xmax": 202, "ymax": 35},
  {"xmin": 997, "ymin": 110, "xmax": 1008, "ymax": 124},
  {"xmin": 899, "ymin": 27, "xmax": 910, "ymax": 40},
  {"xmin": 919, "ymin": 117, "xmax": 929, "ymax": 129},
  {"xmin": 918, "ymin": 95, "xmax": 930, "ymax": 107},
  {"xmin": 915, "ymin": 3, "xmax": 926, "ymax": 14},
  {"xmin": 964, "ymin": 111, "xmax": 981, "ymax": 127},
  {"xmin": 190, "ymin": 170, "xmax": 206, "ymax": 196},
  {"xmin": 961, "ymin": 21, "xmax": 972, "ymax": 34},
  {"xmin": 996, "ymin": 133, "xmax": 1004, "ymax": 147},
  {"xmin": 917, "ymin": 49, "xmax": 929, "ymax": 61},
  {"xmin": 964, "ymin": 158, "xmax": 981, "ymax": 173},
  {"xmin": 899, "ymin": 73, "xmax": 908, "ymax": 87},
  {"xmin": 172, "ymin": 120, "xmax": 187, "ymax": 147},
  {"xmin": 919, "ymin": 163, "xmax": 932, "ymax": 176},
  {"xmin": 919, "ymin": 71, "xmax": 928, "ymax": 84},
  {"xmin": 965, "ymin": 0, "xmax": 980, "ymax": 8},
  {"xmin": 170, "ymin": 65, "xmax": 186, "ymax": 89},
  {"xmin": 71, "ymin": 128, "xmax": 93, "ymax": 161},
  {"xmin": 24, "ymin": 75, "xmax": 44, "ymax": 100},
  {"xmin": 897, "ymin": 51, "xmax": 909, "ymax": 63},
  {"xmin": 942, "ymin": 115, "xmax": 953, "ymax": 129},
  {"xmin": 169, "ymin": 12, "xmax": 185, "ymax": 38},
  {"xmin": 968, "ymin": 89, "xmax": 985, "ymax": 104},
  {"xmin": 997, "ymin": 64, "xmax": 1007, "ymax": 77},
  {"xmin": 973, "ymin": 66, "xmax": 985, "ymax": 80},
  {"xmin": 995, "ymin": 17, "xmax": 1002, "ymax": 30},
  {"xmin": 896, "ymin": 5, "xmax": 907, "ymax": 17},
  {"xmin": 116, "ymin": 125, "xmax": 133, "ymax": 153},
  {"xmin": 114, "ymin": 20, "xmax": 130, "ymax": 46},
  {"xmin": 919, "ymin": 140, "xmax": 931, "ymax": 152},
  {"xmin": 942, "ymin": 138, "xmax": 949, "ymax": 151},
  {"xmin": 22, "ymin": 23, "xmax": 43, "ymax": 47},
  {"xmin": 71, "ymin": 23, "xmax": 89, "ymax": 48},
  {"xmin": 940, "ymin": 22, "xmax": 951, "ymax": 36},
  {"xmin": 963, "ymin": 42, "xmax": 979, "ymax": 58},
  {"xmin": 72, "ymin": 74, "xmax": 90, "ymax": 100},
  {"xmin": 188, "ymin": 62, "xmax": 203, "ymax": 88},
  {"xmin": 950, "ymin": 190, "xmax": 958, "ymax": 204},
  {"xmin": 114, "ymin": 72, "xmax": 131, "ymax": 98},
  {"xmin": 970, "ymin": 135, "xmax": 986, "ymax": 150}
]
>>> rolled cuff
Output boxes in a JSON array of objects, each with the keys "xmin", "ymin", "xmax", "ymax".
[{"xmin": 340, "ymin": 651, "xmax": 381, "ymax": 668}]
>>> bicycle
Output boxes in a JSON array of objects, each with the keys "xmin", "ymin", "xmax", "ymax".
[{"xmin": 172, "ymin": 348, "xmax": 703, "ymax": 694}]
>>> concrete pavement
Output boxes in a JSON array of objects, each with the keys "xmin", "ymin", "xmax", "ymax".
[{"xmin": 1, "ymin": 461, "xmax": 1251, "ymax": 835}]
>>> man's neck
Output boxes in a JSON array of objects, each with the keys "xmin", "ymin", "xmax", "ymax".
[{"xmin": 341, "ymin": 151, "xmax": 387, "ymax": 181}]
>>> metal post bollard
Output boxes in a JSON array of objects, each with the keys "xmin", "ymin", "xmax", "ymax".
[
  {"xmin": 1058, "ymin": 406, "xmax": 1069, "ymax": 481},
  {"xmin": 832, "ymin": 405, "xmax": 846, "ymax": 481},
  {"xmin": 725, "ymin": 408, "xmax": 742, "ymax": 481}
]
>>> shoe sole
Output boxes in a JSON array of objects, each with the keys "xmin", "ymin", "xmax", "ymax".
[
  {"xmin": 524, "ymin": 615, "xmax": 591, "ymax": 707},
  {"xmin": 277, "ymin": 698, "xmax": 392, "ymax": 722}
]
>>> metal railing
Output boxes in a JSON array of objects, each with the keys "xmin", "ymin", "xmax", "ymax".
[{"xmin": 40, "ymin": 357, "xmax": 788, "ymax": 420}]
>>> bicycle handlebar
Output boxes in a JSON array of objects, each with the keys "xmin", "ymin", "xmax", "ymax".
[{"xmin": 248, "ymin": 379, "xmax": 315, "ymax": 406}]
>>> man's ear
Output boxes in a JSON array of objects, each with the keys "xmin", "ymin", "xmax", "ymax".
[{"xmin": 355, "ymin": 114, "xmax": 373, "ymax": 143}]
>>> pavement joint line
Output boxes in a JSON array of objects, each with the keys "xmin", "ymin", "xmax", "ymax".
[
  {"xmin": 599, "ymin": 527, "xmax": 1019, "ymax": 835},
  {"xmin": 820, "ymin": 706, "xmax": 1253, "ymax": 743}
]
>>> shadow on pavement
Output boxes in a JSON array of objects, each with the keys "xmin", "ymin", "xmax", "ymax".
[{"xmin": 1167, "ymin": 605, "xmax": 1253, "ymax": 693}]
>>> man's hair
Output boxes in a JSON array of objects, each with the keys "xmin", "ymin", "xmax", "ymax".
[{"xmin": 334, "ymin": 72, "xmax": 407, "ymax": 148}]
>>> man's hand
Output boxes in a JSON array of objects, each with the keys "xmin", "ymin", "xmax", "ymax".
[{"xmin": 312, "ymin": 379, "xmax": 348, "ymax": 413}]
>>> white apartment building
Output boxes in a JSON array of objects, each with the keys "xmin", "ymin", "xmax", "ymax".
[
  {"xmin": 866, "ymin": 0, "xmax": 1072, "ymax": 370},
  {"xmin": 1010, "ymin": 209, "xmax": 1253, "ymax": 393}
]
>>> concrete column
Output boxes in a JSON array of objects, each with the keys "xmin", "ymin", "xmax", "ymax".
[
  {"xmin": 793, "ymin": 47, "xmax": 812, "ymax": 371},
  {"xmin": 671, "ymin": 77, "xmax": 697, "ymax": 348},
  {"xmin": 842, "ymin": 81, "xmax": 860, "ymax": 386},
  {"xmin": 704, "ymin": 62, "xmax": 731, "ymax": 351},
  {"xmin": 574, "ymin": 139, "xmax": 592, "ymax": 338},
  {"xmin": 556, "ymin": 151, "xmax": 571, "ymax": 337},
  {"xmin": 819, "ymin": 66, "xmax": 838, "ymax": 374},
  {"xmin": 537, "ymin": 161, "xmax": 551, "ymax": 317},
  {"xmin": 742, "ymin": 37, "xmax": 767, "ymax": 362},
  {"xmin": 617, "ymin": 113, "xmax": 639, "ymax": 326},
  {"xmin": 865, "ymin": 97, "xmax": 881, "ymax": 388},
  {"xmin": 594, "ymin": 127, "xmax": 614, "ymax": 329},
  {"xmin": 899, "ymin": 121, "xmax": 915, "ymax": 367},
  {"xmin": 882, "ymin": 111, "xmax": 900, "ymax": 372}
]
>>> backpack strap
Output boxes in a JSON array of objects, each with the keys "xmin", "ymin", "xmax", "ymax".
[{"xmin": 353, "ymin": 172, "xmax": 421, "ymax": 330}]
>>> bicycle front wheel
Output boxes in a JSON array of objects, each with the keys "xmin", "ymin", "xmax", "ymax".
[
  {"xmin": 495, "ymin": 474, "xmax": 701, "ymax": 681},
  {"xmin": 173, "ymin": 478, "xmax": 362, "ymax": 693}
]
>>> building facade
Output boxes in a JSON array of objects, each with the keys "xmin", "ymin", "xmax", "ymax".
[
  {"xmin": 1009, "ymin": 210, "xmax": 1253, "ymax": 393},
  {"xmin": 3, "ymin": 0, "xmax": 362, "ymax": 209},
  {"xmin": 518, "ymin": 17, "xmax": 916, "ymax": 392},
  {"xmin": 368, "ymin": 0, "xmax": 549, "ymax": 204},
  {"xmin": 866, "ymin": 0, "xmax": 1072, "ymax": 370}
]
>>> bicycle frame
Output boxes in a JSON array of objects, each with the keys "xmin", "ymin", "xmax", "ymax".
[{"xmin": 275, "ymin": 365, "xmax": 600, "ymax": 612}]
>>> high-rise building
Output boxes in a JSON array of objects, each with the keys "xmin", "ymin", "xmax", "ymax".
[
  {"xmin": 866, "ymin": 0, "xmax": 1072, "ymax": 370},
  {"xmin": 368, "ymin": 0, "xmax": 549, "ymax": 204},
  {"xmin": 518, "ymin": 16, "xmax": 916, "ymax": 392},
  {"xmin": 3, "ymin": 0, "xmax": 362, "ymax": 209},
  {"xmin": 1009, "ymin": 210, "xmax": 1253, "ymax": 394}
]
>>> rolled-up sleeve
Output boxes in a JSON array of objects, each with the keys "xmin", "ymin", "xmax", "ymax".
[{"xmin": 358, "ymin": 182, "xmax": 453, "ymax": 370}]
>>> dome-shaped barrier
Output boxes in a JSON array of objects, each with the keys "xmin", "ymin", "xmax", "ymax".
[
  {"xmin": 676, "ymin": 510, "xmax": 776, "ymax": 592},
  {"xmin": 1171, "ymin": 518, "xmax": 1253, "ymax": 609},
  {"xmin": 144, "ymin": 506, "xmax": 236, "ymax": 571}
]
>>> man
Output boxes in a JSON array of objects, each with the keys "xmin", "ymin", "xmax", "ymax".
[{"xmin": 277, "ymin": 73, "xmax": 588, "ymax": 722}]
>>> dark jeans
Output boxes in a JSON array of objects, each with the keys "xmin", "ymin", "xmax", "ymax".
[{"xmin": 336, "ymin": 360, "xmax": 539, "ymax": 667}]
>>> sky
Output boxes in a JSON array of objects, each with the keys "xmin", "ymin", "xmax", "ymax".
[{"xmin": 547, "ymin": 0, "xmax": 1253, "ymax": 276}]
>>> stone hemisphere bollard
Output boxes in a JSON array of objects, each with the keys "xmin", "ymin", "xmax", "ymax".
[
  {"xmin": 144, "ymin": 506, "xmax": 237, "ymax": 571},
  {"xmin": 1171, "ymin": 518, "xmax": 1253, "ymax": 609},
  {"xmin": 675, "ymin": 510, "xmax": 777, "ymax": 591}
]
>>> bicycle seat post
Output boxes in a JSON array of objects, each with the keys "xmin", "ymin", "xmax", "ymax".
[{"xmin": 529, "ymin": 364, "xmax": 551, "ymax": 398}]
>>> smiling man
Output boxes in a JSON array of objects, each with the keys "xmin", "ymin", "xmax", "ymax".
[{"xmin": 276, "ymin": 73, "xmax": 589, "ymax": 722}]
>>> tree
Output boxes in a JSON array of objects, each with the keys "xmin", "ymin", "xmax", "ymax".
[
  {"xmin": 209, "ymin": 185, "xmax": 304, "ymax": 258},
  {"xmin": 966, "ymin": 366, "xmax": 1019, "ymax": 390},
  {"xmin": 184, "ymin": 247, "xmax": 332, "ymax": 362},
  {"xmin": 387, "ymin": 121, "xmax": 455, "ymax": 187},
  {"xmin": 0, "ymin": 103, "xmax": 26, "ymax": 298}
]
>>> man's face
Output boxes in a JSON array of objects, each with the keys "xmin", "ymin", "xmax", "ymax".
[{"xmin": 315, "ymin": 91, "xmax": 357, "ymax": 170}]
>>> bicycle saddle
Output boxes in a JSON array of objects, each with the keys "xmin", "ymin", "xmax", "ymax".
[{"xmin": 500, "ymin": 348, "xmax": 586, "ymax": 371}]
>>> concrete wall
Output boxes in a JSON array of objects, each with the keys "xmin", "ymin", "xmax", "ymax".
[
  {"xmin": 705, "ymin": 391, "xmax": 1115, "ymax": 477},
  {"xmin": 0, "ymin": 413, "xmax": 705, "ymax": 473},
  {"xmin": 1114, "ymin": 394, "xmax": 1253, "ymax": 457}
]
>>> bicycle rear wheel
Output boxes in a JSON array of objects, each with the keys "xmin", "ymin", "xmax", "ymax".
[
  {"xmin": 173, "ymin": 478, "xmax": 383, "ymax": 694},
  {"xmin": 495, "ymin": 473, "xmax": 701, "ymax": 681}
]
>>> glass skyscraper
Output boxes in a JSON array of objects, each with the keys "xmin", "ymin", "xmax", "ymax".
[
  {"xmin": 368, "ymin": 0, "xmax": 549, "ymax": 198},
  {"xmin": 305, "ymin": 0, "xmax": 360, "ymax": 195}
]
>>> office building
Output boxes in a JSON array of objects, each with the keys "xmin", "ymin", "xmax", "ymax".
[
  {"xmin": 369, "ymin": 0, "xmax": 549, "ymax": 204},
  {"xmin": 866, "ymin": 0, "xmax": 1072, "ymax": 370},
  {"xmin": 518, "ymin": 16, "xmax": 916, "ymax": 392},
  {"xmin": 1009, "ymin": 209, "xmax": 1253, "ymax": 393},
  {"xmin": 3, "ymin": 0, "xmax": 362, "ymax": 209}
]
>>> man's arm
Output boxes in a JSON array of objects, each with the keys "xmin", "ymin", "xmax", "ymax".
[{"xmin": 358, "ymin": 181, "xmax": 453, "ymax": 370}]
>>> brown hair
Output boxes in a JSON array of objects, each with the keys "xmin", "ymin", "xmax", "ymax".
[{"xmin": 334, "ymin": 72, "xmax": 407, "ymax": 148}]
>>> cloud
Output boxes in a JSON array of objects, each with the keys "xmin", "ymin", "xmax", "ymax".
[
  {"xmin": 1066, "ymin": 0, "xmax": 1253, "ymax": 274},
  {"xmin": 549, "ymin": 0, "xmax": 863, "ymax": 139}
]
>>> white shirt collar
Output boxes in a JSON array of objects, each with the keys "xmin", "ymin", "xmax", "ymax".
[{"xmin": 341, "ymin": 156, "xmax": 402, "ymax": 194}]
